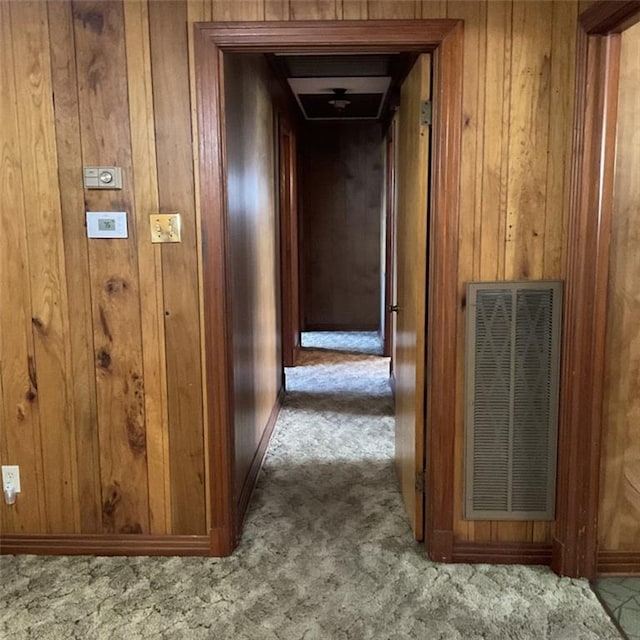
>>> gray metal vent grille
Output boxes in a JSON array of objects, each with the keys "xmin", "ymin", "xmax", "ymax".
[{"xmin": 465, "ymin": 281, "xmax": 562, "ymax": 520}]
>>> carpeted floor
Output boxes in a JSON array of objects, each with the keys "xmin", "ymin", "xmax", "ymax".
[{"xmin": 0, "ymin": 332, "xmax": 621, "ymax": 639}]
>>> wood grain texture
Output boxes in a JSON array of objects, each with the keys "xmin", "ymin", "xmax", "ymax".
[
  {"xmin": 448, "ymin": 0, "xmax": 486, "ymax": 545},
  {"xmin": 10, "ymin": 0, "xmax": 79, "ymax": 533},
  {"xmin": 599, "ymin": 20, "xmax": 640, "ymax": 553},
  {"xmin": 0, "ymin": 0, "xmax": 585, "ymax": 556},
  {"xmin": 223, "ymin": 54, "xmax": 282, "ymax": 509},
  {"xmin": 421, "ymin": 0, "xmax": 446, "ymax": 19},
  {"xmin": 341, "ymin": 0, "xmax": 368, "ymax": 19},
  {"xmin": 124, "ymin": 0, "xmax": 171, "ymax": 535},
  {"xmin": 265, "ymin": 0, "xmax": 290, "ymax": 20},
  {"xmin": 148, "ymin": 0, "xmax": 206, "ymax": 535},
  {"xmin": 278, "ymin": 116, "xmax": 301, "ymax": 367},
  {"xmin": 187, "ymin": 0, "xmax": 212, "ymax": 533},
  {"xmin": 212, "ymin": 0, "xmax": 264, "ymax": 20},
  {"xmin": 544, "ymin": 0, "xmax": 578, "ymax": 280},
  {"xmin": 505, "ymin": 0, "xmax": 553, "ymax": 281},
  {"xmin": 554, "ymin": 29, "xmax": 622, "ymax": 579},
  {"xmin": 47, "ymin": 0, "xmax": 102, "ymax": 535},
  {"xmin": 47, "ymin": 3, "xmax": 101, "ymax": 533},
  {"xmin": 424, "ymin": 22, "xmax": 462, "ymax": 562},
  {"xmin": 300, "ymin": 122, "xmax": 384, "ymax": 331},
  {"xmin": 290, "ymin": 0, "xmax": 338, "ymax": 20},
  {"xmin": 0, "ymin": 0, "xmax": 46, "ymax": 534},
  {"xmin": 368, "ymin": 0, "xmax": 418, "ymax": 19},
  {"xmin": 73, "ymin": 0, "xmax": 149, "ymax": 535},
  {"xmin": 498, "ymin": 2, "xmax": 552, "ymax": 541},
  {"xmin": 394, "ymin": 54, "xmax": 430, "ymax": 541}
]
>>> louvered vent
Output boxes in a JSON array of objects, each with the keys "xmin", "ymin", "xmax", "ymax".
[{"xmin": 465, "ymin": 282, "xmax": 562, "ymax": 520}]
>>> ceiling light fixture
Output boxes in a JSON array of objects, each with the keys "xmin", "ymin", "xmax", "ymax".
[{"xmin": 328, "ymin": 88, "xmax": 351, "ymax": 111}]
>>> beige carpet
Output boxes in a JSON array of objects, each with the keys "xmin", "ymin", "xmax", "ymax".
[{"xmin": 0, "ymin": 332, "xmax": 620, "ymax": 639}]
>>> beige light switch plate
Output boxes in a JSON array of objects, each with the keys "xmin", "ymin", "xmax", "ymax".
[{"xmin": 150, "ymin": 213, "xmax": 181, "ymax": 243}]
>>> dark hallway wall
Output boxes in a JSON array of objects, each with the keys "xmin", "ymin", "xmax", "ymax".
[
  {"xmin": 224, "ymin": 54, "xmax": 282, "ymax": 513},
  {"xmin": 300, "ymin": 121, "xmax": 385, "ymax": 331}
]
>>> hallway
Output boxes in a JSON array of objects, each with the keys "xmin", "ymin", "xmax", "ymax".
[{"xmin": 0, "ymin": 332, "xmax": 620, "ymax": 638}]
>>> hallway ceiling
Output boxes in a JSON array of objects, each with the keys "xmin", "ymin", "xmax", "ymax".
[{"xmin": 272, "ymin": 53, "xmax": 416, "ymax": 121}]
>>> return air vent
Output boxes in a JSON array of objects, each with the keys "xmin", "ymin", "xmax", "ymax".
[{"xmin": 465, "ymin": 281, "xmax": 562, "ymax": 520}]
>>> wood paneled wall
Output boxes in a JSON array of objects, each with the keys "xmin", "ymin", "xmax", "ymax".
[
  {"xmin": 598, "ymin": 20, "xmax": 640, "ymax": 553},
  {"xmin": 0, "ymin": 0, "xmax": 204, "ymax": 536},
  {"xmin": 0, "ymin": 0, "xmax": 579, "ymax": 547},
  {"xmin": 223, "ymin": 54, "xmax": 282, "ymax": 506},
  {"xmin": 300, "ymin": 122, "xmax": 384, "ymax": 331}
]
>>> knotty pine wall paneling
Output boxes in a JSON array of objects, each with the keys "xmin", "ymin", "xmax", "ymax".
[
  {"xmin": 72, "ymin": 0, "xmax": 150, "ymax": 535},
  {"xmin": 148, "ymin": 0, "xmax": 206, "ymax": 535},
  {"xmin": 447, "ymin": 0, "xmax": 577, "ymax": 546},
  {"xmin": 0, "ymin": 0, "xmax": 48, "ymax": 534},
  {"xmin": 123, "ymin": 0, "xmax": 171, "ymax": 535},
  {"xmin": 0, "ymin": 0, "xmax": 582, "ymax": 550},
  {"xmin": 599, "ymin": 20, "xmax": 640, "ymax": 554},
  {"xmin": 48, "ymin": 0, "xmax": 102, "ymax": 533}
]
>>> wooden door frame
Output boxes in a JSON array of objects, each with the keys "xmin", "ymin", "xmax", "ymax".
[
  {"xmin": 383, "ymin": 116, "xmax": 396, "ymax": 359},
  {"xmin": 552, "ymin": 1, "xmax": 640, "ymax": 579},
  {"xmin": 277, "ymin": 114, "xmax": 300, "ymax": 368},
  {"xmin": 195, "ymin": 20, "xmax": 463, "ymax": 558}
]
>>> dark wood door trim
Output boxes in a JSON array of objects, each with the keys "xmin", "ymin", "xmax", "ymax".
[
  {"xmin": 383, "ymin": 118, "xmax": 396, "ymax": 359},
  {"xmin": 278, "ymin": 115, "xmax": 300, "ymax": 368},
  {"xmin": 194, "ymin": 20, "xmax": 463, "ymax": 558},
  {"xmin": 552, "ymin": 1, "xmax": 640, "ymax": 579},
  {"xmin": 424, "ymin": 22, "xmax": 463, "ymax": 562}
]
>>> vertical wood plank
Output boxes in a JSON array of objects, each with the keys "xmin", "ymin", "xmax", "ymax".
[
  {"xmin": 73, "ymin": 0, "xmax": 150, "ymax": 534},
  {"xmin": 0, "ymin": 0, "xmax": 45, "ymax": 533},
  {"xmin": 265, "ymin": 0, "xmax": 290, "ymax": 20},
  {"xmin": 47, "ymin": 0, "xmax": 102, "ymax": 533},
  {"xmin": 148, "ymin": 0, "xmax": 206, "ymax": 535},
  {"xmin": 479, "ymin": 0, "xmax": 512, "ymax": 282},
  {"xmin": 500, "ymin": 0, "xmax": 553, "ymax": 543},
  {"xmin": 341, "ymin": 0, "xmax": 368, "ymax": 19},
  {"xmin": 124, "ymin": 0, "xmax": 172, "ymax": 535},
  {"xmin": 367, "ymin": 0, "xmax": 418, "ymax": 19},
  {"xmin": 447, "ymin": 0, "xmax": 486, "ymax": 543},
  {"xmin": 290, "ymin": 0, "xmax": 338, "ymax": 20},
  {"xmin": 211, "ymin": 0, "xmax": 264, "ymax": 20},
  {"xmin": 543, "ymin": 0, "xmax": 577, "ymax": 279},
  {"xmin": 504, "ymin": 0, "xmax": 553, "ymax": 281},
  {"xmin": 421, "ymin": 0, "xmax": 446, "ymax": 19},
  {"xmin": 10, "ymin": 0, "xmax": 80, "ymax": 533},
  {"xmin": 187, "ymin": 0, "xmax": 212, "ymax": 531}
]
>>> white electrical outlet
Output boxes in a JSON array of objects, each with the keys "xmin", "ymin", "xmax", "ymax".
[{"xmin": 2, "ymin": 465, "xmax": 21, "ymax": 493}]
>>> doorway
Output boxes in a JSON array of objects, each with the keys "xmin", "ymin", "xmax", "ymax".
[{"xmin": 194, "ymin": 20, "xmax": 463, "ymax": 560}]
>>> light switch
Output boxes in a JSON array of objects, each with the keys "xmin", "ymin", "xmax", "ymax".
[
  {"xmin": 150, "ymin": 213, "xmax": 182, "ymax": 243},
  {"xmin": 86, "ymin": 211, "xmax": 128, "ymax": 238},
  {"xmin": 84, "ymin": 166, "xmax": 122, "ymax": 189}
]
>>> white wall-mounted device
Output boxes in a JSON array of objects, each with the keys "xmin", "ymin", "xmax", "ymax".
[{"xmin": 86, "ymin": 211, "xmax": 128, "ymax": 239}]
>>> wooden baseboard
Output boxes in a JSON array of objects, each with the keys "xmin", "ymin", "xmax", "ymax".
[
  {"xmin": 452, "ymin": 540, "xmax": 552, "ymax": 565},
  {"xmin": 0, "ymin": 533, "xmax": 211, "ymax": 556},
  {"xmin": 235, "ymin": 388, "xmax": 284, "ymax": 533},
  {"xmin": 428, "ymin": 529, "xmax": 454, "ymax": 562},
  {"xmin": 598, "ymin": 550, "xmax": 640, "ymax": 575}
]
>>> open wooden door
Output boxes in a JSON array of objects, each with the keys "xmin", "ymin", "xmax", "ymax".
[
  {"xmin": 383, "ymin": 117, "xmax": 397, "ymax": 362},
  {"xmin": 394, "ymin": 54, "xmax": 430, "ymax": 541},
  {"xmin": 278, "ymin": 115, "xmax": 300, "ymax": 367}
]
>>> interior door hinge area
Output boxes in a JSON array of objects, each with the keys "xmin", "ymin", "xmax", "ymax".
[
  {"xmin": 415, "ymin": 471, "xmax": 425, "ymax": 493},
  {"xmin": 420, "ymin": 100, "xmax": 432, "ymax": 126}
]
